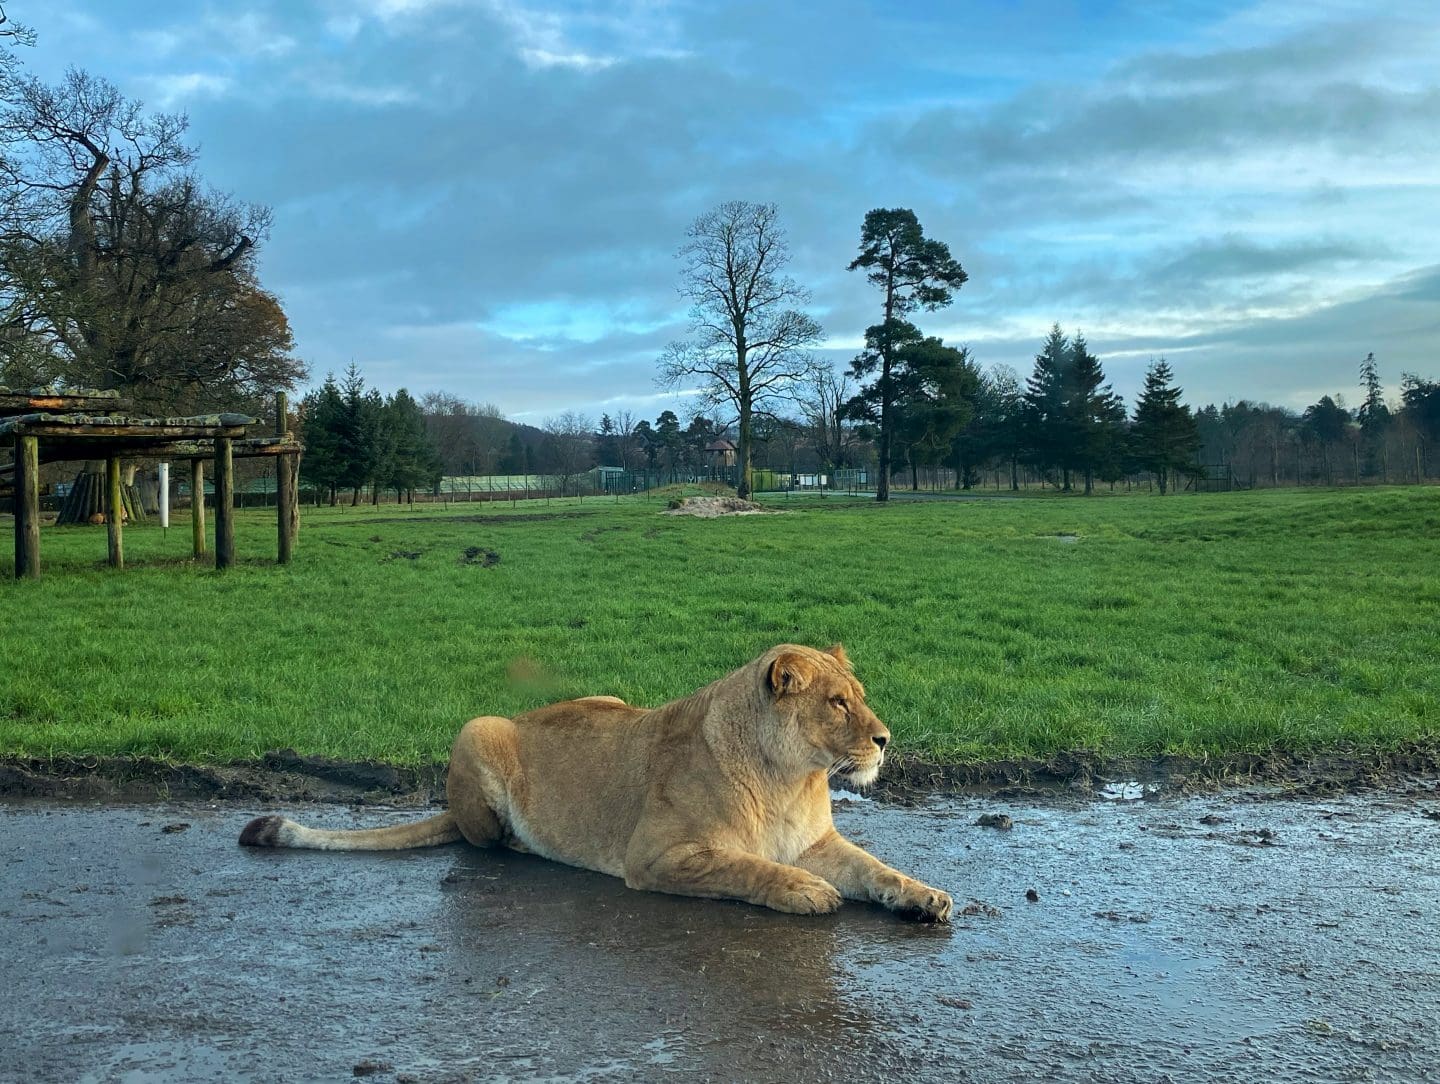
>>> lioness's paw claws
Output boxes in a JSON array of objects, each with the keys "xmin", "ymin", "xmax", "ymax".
[
  {"xmin": 771, "ymin": 876, "xmax": 842, "ymax": 915},
  {"xmin": 892, "ymin": 885, "xmax": 952, "ymax": 923}
]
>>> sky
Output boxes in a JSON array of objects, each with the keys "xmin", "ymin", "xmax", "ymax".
[{"xmin": 20, "ymin": 0, "xmax": 1440, "ymax": 423}]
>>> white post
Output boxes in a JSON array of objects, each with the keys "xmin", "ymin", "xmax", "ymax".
[{"xmin": 159, "ymin": 462, "xmax": 170, "ymax": 529}]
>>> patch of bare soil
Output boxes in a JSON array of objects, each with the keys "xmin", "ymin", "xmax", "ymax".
[
  {"xmin": 873, "ymin": 744, "xmax": 1440, "ymax": 805},
  {"xmin": 0, "ymin": 750, "xmax": 445, "ymax": 806},
  {"xmin": 663, "ymin": 496, "xmax": 778, "ymax": 518},
  {"xmin": 3, "ymin": 743, "xmax": 1437, "ymax": 806}
]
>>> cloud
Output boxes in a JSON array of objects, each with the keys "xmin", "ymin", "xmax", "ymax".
[
  {"xmin": 137, "ymin": 71, "xmax": 233, "ymax": 107},
  {"xmin": 20, "ymin": 0, "xmax": 1440, "ymax": 423}
]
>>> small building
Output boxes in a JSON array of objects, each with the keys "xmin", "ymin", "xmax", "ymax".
[{"xmin": 705, "ymin": 439, "xmax": 737, "ymax": 468}]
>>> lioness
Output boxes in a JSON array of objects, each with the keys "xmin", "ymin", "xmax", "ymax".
[{"xmin": 239, "ymin": 644, "xmax": 952, "ymax": 921}]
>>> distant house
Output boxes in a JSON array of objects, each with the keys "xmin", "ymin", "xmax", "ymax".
[{"xmin": 705, "ymin": 439, "xmax": 737, "ymax": 468}]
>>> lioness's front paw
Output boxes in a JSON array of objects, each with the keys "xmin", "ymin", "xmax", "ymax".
[
  {"xmin": 768, "ymin": 874, "xmax": 842, "ymax": 915},
  {"xmin": 883, "ymin": 880, "xmax": 953, "ymax": 923}
]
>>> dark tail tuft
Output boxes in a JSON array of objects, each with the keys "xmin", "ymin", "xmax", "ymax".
[{"xmin": 239, "ymin": 815, "xmax": 284, "ymax": 847}]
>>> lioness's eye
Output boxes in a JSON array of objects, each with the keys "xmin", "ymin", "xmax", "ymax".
[{"xmin": 831, "ymin": 697, "xmax": 848, "ymax": 710}]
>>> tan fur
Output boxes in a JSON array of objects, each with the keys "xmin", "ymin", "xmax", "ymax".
[{"xmin": 239, "ymin": 644, "xmax": 952, "ymax": 920}]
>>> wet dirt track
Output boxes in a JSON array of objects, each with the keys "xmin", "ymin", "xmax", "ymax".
[{"xmin": 3, "ymin": 791, "xmax": 1438, "ymax": 1083}]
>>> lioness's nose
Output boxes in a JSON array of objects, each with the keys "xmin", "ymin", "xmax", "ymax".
[{"xmin": 873, "ymin": 735, "xmax": 888, "ymax": 750}]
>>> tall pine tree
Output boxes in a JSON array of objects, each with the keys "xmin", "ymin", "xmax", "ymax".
[
  {"xmin": 299, "ymin": 374, "xmax": 346, "ymax": 506},
  {"xmin": 1131, "ymin": 359, "xmax": 1199, "ymax": 494},
  {"xmin": 1022, "ymin": 325, "xmax": 1069, "ymax": 485},
  {"xmin": 384, "ymin": 389, "xmax": 443, "ymax": 502},
  {"xmin": 1064, "ymin": 332, "xmax": 1126, "ymax": 495},
  {"xmin": 337, "ymin": 363, "xmax": 378, "ymax": 505},
  {"xmin": 890, "ymin": 337, "xmax": 980, "ymax": 490},
  {"xmin": 1357, "ymin": 353, "xmax": 1390, "ymax": 479},
  {"xmin": 846, "ymin": 208, "xmax": 968, "ymax": 501}
]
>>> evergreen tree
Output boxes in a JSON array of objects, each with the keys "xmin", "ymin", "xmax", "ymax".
[
  {"xmin": 1022, "ymin": 325, "xmax": 1069, "ymax": 484},
  {"xmin": 1130, "ymin": 359, "xmax": 1200, "ymax": 494},
  {"xmin": 1064, "ymin": 332, "xmax": 1126, "ymax": 495},
  {"xmin": 655, "ymin": 410, "xmax": 684, "ymax": 479},
  {"xmin": 846, "ymin": 208, "xmax": 968, "ymax": 501},
  {"xmin": 1301, "ymin": 395, "xmax": 1351, "ymax": 484},
  {"xmin": 365, "ymin": 386, "xmax": 394, "ymax": 505},
  {"xmin": 1400, "ymin": 374, "xmax": 1440, "ymax": 480},
  {"xmin": 497, "ymin": 431, "xmax": 525, "ymax": 474},
  {"xmin": 892, "ymin": 337, "xmax": 980, "ymax": 489},
  {"xmin": 595, "ymin": 414, "xmax": 620, "ymax": 466},
  {"xmin": 1400, "ymin": 375, "xmax": 1440, "ymax": 441},
  {"xmin": 337, "ymin": 363, "xmax": 377, "ymax": 505},
  {"xmin": 1357, "ymin": 353, "xmax": 1390, "ymax": 479},
  {"xmin": 844, "ymin": 319, "xmax": 923, "ymax": 448},
  {"xmin": 987, "ymin": 366, "xmax": 1026, "ymax": 491},
  {"xmin": 299, "ymin": 374, "xmax": 346, "ymax": 506},
  {"xmin": 632, "ymin": 420, "xmax": 659, "ymax": 470},
  {"xmin": 384, "ymin": 388, "xmax": 443, "ymax": 502},
  {"xmin": 684, "ymin": 415, "xmax": 721, "ymax": 476}
]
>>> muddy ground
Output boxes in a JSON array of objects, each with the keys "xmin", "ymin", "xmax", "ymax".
[
  {"xmin": 5, "ymin": 743, "xmax": 1439, "ymax": 807},
  {"xmin": 4, "ymin": 787, "xmax": 1439, "ymax": 1083}
]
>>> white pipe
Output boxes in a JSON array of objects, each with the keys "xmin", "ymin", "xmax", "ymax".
[{"xmin": 159, "ymin": 462, "xmax": 170, "ymax": 529}]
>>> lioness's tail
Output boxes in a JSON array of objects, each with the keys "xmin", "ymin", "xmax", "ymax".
[{"xmin": 238, "ymin": 810, "xmax": 462, "ymax": 851}]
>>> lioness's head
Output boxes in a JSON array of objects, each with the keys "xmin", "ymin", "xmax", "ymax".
[{"xmin": 763, "ymin": 644, "xmax": 890, "ymax": 787}]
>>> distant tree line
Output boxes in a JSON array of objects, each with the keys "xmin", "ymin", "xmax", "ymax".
[
  {"xmin": 651, "ymin": 201, "xmax": 1438, "ymax": 496},
  {"xmin": 1194, "ymin": 356, "xmax": 1440, "ymax": 487},
  {"xmin": 312, "ymin": 340, "xmax": 1440, "ymax": 503},
  {"xmin": 299, "ymin": 365, "xmax": 442, "ymax": 505},
  {"xmin": 295, "ymin": 191, "xmax": 1440, "ymax": 502}
]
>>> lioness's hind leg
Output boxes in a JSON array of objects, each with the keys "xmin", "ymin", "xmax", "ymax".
[{"xmin": 446, "ymin": 715, "xmax": 522, "ymax": 847}]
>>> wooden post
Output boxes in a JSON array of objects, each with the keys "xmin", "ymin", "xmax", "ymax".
[
  {"xmin": 191, "ymin": 458, "xmax": 207, "ymax": 556},
  {"xmin": 275, "ymin": 392, "xmax": 295, "ymax": 564},
  {"xmin": 214, "ymin": 437, "xmax": 234, "ymax": 570},
  {"xmin": 106, "ymin": 456, "xmax": 124, "ymax": 569},
  {"xmin": 14, "ymin": 435, "xmax": 40, "ymax": 579}
]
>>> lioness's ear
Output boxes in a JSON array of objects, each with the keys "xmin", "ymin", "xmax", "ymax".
[
  {"xmin": 768, "ymin": 652, "xmax": 816, "ymax": 697},
  {"xmin": 824, "ymin": 643, "xmax": 851, "ymax": 671}
]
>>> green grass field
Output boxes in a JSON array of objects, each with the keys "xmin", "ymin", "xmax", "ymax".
[{"xmin": 2, "ymin": 487, "xmax": 1436, "ymax": 766}]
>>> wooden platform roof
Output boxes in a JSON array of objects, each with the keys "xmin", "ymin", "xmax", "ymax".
[
  {"xmin": 0, "ymin": 434, "xmax": 300, "ymax": 481},
  {"xmin": 0, "ymin": 386, "xmax": 131, "ymax": 417},
  {"xmin": 7, "ymin": 390, "xmax": 301, "ymax": 579},
  {"xmin": 0, "ymin": 412, "xmax": 255, "ymax": 458}
]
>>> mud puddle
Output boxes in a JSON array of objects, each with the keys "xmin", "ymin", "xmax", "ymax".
[{"xmin": 4, "ymin": 792, "xmax": 1438, "ymax": 1082}]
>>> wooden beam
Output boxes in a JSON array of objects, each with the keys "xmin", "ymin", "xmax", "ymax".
[
  {"xmin": 0, "ymin": 392, "xmax": 131, "ymax": 415},
  {"xmin": 106, "ymin": 456, "xmax": 123, "ymax": 569},
  {"xmin": 214, "ymin": 437, "xmax": 234, "ymax": 570},
  {"xmin": 1, "ymin": 422, "xmax": 248, "ymax": 441},
  {"xmin": 14, "ymin": 435, "xmax": 40, "ymax": 579},
  {"xmin": 191, "ymin": 457, "xmax": 207, "ymax": 557},
  {"xmin": 275, "ymin": 393, "xmax": 294, "ymax": 564}
]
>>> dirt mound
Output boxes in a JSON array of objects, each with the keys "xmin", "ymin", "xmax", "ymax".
[{"xmin": 663, "ymin": 496, "xmax": 776, "ymax": 518}]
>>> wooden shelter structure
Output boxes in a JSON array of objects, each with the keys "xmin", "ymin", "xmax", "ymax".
[{"xmin": 3, "ymin": 387, "xmax": 302, "ymax": 579}]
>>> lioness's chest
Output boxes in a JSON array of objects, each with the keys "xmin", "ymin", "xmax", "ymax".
[{"xmin": 755, "ymin": 793, "xmax": 830, "ymax": 864}]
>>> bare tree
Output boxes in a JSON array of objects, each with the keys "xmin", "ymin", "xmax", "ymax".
[
  {"xmin": 798, "ymin": 366, "xmax": 854, "ymax": 478},
  {"xmin": 542, "ymin": 411, "xmax": 594, "ymax": 496},
  {"xmin": 613, "ymin": 408, "xmax": 639, "ymax": 473},
  {"xmin": 657, "ymin": 201, "xmax": 823, "ymax": 499},
  {"xmin": 0, "ymin": 4, "xmax": 34, "ymax": 80},
  {"xmin": 420, "ymin": 392, "xmax": 509, "ymax": 482}
]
